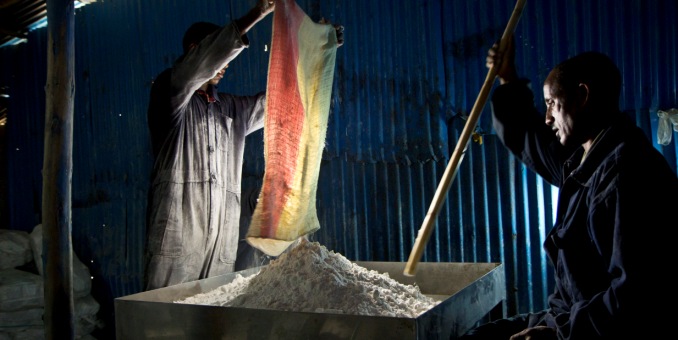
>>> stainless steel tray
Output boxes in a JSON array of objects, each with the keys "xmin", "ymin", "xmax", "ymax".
[{"xmin": 115, "ymin": 261, "xmax": 505, "ymax": 339}]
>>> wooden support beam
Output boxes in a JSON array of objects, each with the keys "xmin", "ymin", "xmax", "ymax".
[{"xmin": 43, "ymin": 0, "xmax": 75, "ymax": 338}]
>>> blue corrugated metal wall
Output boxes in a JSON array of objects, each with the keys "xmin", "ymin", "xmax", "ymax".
[{"xmin": 1, "ymin": 0, "xmax": 676, "ymax": 337}]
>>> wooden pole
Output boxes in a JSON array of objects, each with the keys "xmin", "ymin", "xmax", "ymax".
[
  {"xmin": 404, "ymin": 0, "xmax": 527, "ymax": 277},
  {"xmin": 43, "ymin": 0, "xmax": 76, "ymax": 338}
]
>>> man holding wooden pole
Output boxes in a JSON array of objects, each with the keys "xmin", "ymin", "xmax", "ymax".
[{"xmin": 459, "ymin": 35, "xmax": 678, "ymax": 340}]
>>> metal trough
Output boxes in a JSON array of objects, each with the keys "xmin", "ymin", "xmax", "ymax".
[{"xmin": 115, "ymin": 262, "xmax": 505, "ymax": 339}]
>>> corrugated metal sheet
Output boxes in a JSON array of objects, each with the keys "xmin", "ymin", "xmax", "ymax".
[
  {"xmin": 0, "ymin": 0, "xmax": 95, "ymax": 48},
  {"xmin": 1, "ymin": 0, "xmax": 676, "ymax": 337}
]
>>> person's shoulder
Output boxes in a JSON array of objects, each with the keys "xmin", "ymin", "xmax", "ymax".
[
  {"xmin": 158, "ymin": 68, "xmax": 173, "ymax": 80},
  {"xmin": 149, "ymin": 69, "xmax": 173, "ymax": 97},
  {"xmin": 608, "ymin": 118, "xmax": 674, "ymax": 175},
  {"xmin": 151, "ymin": 68, "xmax": 173, "ymax": 87},
  {"xmin": 613, "ymin": 116, "xmax": 653, "ymax": 149}
]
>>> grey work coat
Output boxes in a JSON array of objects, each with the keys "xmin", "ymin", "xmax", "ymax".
[{"xmin": 145, "ymin": 22, "xmax": 266, "ymax": 290}]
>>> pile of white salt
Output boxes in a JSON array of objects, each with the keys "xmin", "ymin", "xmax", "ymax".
[{"xmin": 175, "ymin": 239, "xmax": 439, "ymax": 318}]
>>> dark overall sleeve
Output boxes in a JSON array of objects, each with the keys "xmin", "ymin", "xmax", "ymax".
[{"xmin": 491, "ymin": 81, "xmax": 576, "ymax": 186}]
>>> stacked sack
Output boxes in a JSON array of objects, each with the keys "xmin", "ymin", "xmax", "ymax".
[{"xmin": 0, "ymin": 225, "xmax": 102, "ymax": 339}]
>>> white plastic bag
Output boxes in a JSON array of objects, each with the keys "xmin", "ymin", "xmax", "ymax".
[{"xmin": 657, "ymin": 108, "xmax": 678, "ymax": 145}]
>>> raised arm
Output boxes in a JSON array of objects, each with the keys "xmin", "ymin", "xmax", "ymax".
[
  {"xmin": 235, "ymin": 0, "xmax": 275, "ymax": 36},
  {"xmin": 486, "ymin": 34, "xmax": 518, "ymax": 85}
]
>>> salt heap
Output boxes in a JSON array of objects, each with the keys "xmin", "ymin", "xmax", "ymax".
[{"xmin": 176, "ymin": 239, "xmax": 439, "ymax": 318}]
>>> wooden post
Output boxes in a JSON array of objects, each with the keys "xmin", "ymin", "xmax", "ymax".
[{"xmin": 43, "ymin": 0, "xmax": 76, "ymax": 338}]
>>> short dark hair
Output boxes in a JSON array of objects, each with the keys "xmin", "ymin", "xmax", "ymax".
[
  {"xmin": 546, "ymin": 51, "xmax": 622, "ymax": 107},
  {"xmin": 182, "ymin": 22, "xmax": 221, "ymax": 54}
]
